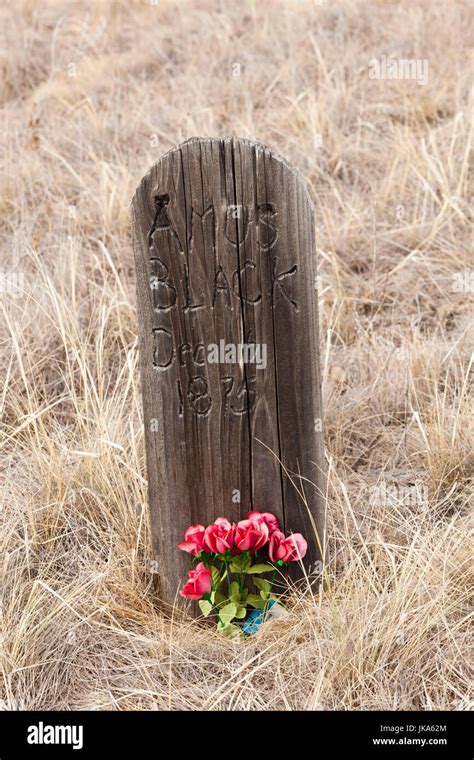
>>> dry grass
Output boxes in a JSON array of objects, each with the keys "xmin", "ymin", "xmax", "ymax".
[{"xmin": 1, "ymin": 0, "xmax": 473, "ymax": 710}]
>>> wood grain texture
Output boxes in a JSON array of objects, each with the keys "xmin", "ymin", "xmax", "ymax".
[{"xmin": 132, "ymin": 137, "xmax": 325, "ymax": 610}]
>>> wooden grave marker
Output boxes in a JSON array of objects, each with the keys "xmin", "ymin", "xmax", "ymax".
[{"xmin": 132, "ymin": 137, "xmax": 325, "ymax": 610}]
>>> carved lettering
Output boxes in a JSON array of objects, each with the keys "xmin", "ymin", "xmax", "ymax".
[
  {"xmin": 147, "ymin": 200, "xmax": 295, "ymax": 415},
  {"xmin": 271, "ymin": 258, "xmax": 298, "ymax": 311},
  {"xmin": 152, "ymin": 327, "xmax": 173, "ymax": 369},
  {"xmin": 213, "ymin": 265, "xmax": 232, "ymax": 309},
  {"xmin": 232, "ymin": 260, "xmax": 261, "ymax": 304},
  {"xmin": 220, "ymin": 376, "xmax": 256, "ymax": 415},
  {"xmin": 150, "ymin": 258, "xmax": 177, "ymax": 311},
  {"xmin": 149, "ymin": 193, "xmax": 184, "ymax": 254},
  {"xmin": 182, "ymin": 260, "xmax": 204, "ymax": 312},
  {"xmin": 224, "ymin": 205, "xmax": 250, "ymax": 246},
  {"xmin": 257, "ymin": 203, "xmax": 278, "ymax": 250},
  {"xmin": 187, "ymin": 376, "xmax": 212, "ymax": 416}
]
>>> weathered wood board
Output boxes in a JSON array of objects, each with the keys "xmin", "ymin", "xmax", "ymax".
[{"xmin": 132, "ymin": 137, "xmax": 325, "ymax": 609}]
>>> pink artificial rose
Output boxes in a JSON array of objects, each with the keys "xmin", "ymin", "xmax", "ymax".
[
  {"xmin": 269, "ymin": 531, "xmax": 308, "ymax": 563},
  {"xmin": 177, "ymin": 524, "xmax": 206, "ymax": 556},
  {"xmin": 234, "ymin": 518, "xmax": 269, "ymax": 551},
  {"xmin": 179, "ymin": 562, "xmax": 212, "ymax": 600},
  {"xmin": 203, "ymin": 517, "xmax": 235, "ymax": 554},
  {"xmin": 247, "ymin": 510, "xmax": 280, "ymax": 534}
]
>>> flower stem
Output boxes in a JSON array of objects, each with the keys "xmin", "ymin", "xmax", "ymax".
[
  {"xmin": 270, "ymin": 568, "xmax": 276, "ymax": 595},
  {"xmin": 223, "ymin": 556, "xmax": 230, "ymax": 596}
]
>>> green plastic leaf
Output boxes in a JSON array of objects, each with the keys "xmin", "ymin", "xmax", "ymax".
[
  {"xmin": 229, "ymin": 581, "xmax": 241, "ymax": 601},
  {"xmin": 235, "ymin": 605, "xmax": 247, "ymax": 619},
  {"xmin": 241, "ymin": 587, "xmax": 249, "ymax": 600},
  {"xmin": 198, "ymin": 600, "xmax": 213, "ymax": 617},
  {"xmin": 246, "ymin": 594, "xmax": 266, "ymax": 609},
  {"xmin": 247, "ymin": 564, "xmax": 274, "ymax": 574},
  {"xmin": 210, "ymin": 566, "xmax": 221, "ymax": 590},
  {"xmin": 253, "ymin": 577, "xmax": 271, "ymax": 593},
  {"xmin": 229, "ymin": 553, "xmax": 248, "ymax": 573},
  {"xmin": 217, "ymin": 622, "xmax": 242, "ymax": 638},
  {"xmin": 219, "ymin": 602, "xmax": 237, "ymax": 625},
  {"xmin": 214, "ymin": 591, "xmax": 226, "ymax": 606},
  {"xmin": 269, "ymin": 595, "xmax": 283, "ymax": 606}
]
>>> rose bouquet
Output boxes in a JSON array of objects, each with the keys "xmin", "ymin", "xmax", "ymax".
[{"xmin": 177, "ymin": 511, "xmax": 307, "ymax": 636}]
